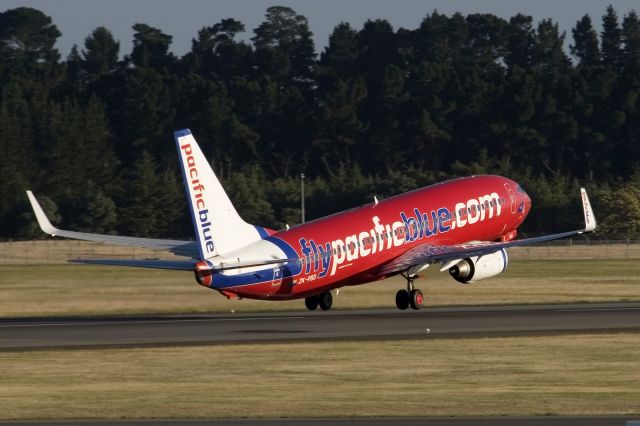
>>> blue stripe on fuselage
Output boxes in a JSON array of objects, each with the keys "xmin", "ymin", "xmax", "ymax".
[
  {"xmin": 209, "ymin": 236, "xmax": 302, "ymax": 290},
  {"xmin": 264, "ymin": 235, "xmax": 302, "ymax": 278},
  {"xmin": 255, "ymin": 226, "xmax": 270, "ymax": 239},
  {"xmin": 211, "ymin": 268, "xmax": 274, "ymax": 289}
]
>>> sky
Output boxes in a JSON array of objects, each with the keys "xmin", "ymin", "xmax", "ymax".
[{"xmin": 2, "ymin": 0, "xmax": 639, "ymax": 59}]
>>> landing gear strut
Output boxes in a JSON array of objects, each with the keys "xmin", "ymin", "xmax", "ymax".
[
  {"xmin": 396, "ymin": 273, "xmax": 423, "ymax": 310},
  {"xmin": 305, "ymin": 291, "xmax": 333, "ymax": 311}
]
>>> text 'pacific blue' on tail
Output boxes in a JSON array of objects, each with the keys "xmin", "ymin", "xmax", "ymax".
[{"xmin": 174, "ymin": 129, "xmax": 269, "ymax": 260}]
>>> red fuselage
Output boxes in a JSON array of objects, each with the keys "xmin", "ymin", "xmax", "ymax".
[{"xmin": 208, "ymin": 175, "xmax": 531, "ymax": 300}]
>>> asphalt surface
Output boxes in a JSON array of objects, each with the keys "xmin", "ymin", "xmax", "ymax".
[
  {"xmin": 1, "ymin": 304, "xmax": 639, "ymax": 425},
  {"xmin": 1, "ymin": 302, "xmax": 639, "ymax": 350}
]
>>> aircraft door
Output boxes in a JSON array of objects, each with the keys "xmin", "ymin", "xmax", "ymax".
[{"xmin": 504, "ymin": 183, "xmax": 516, "ymax": 214}]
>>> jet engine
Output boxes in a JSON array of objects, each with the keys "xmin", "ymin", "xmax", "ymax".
[{"xmin": 448, "ymin": 249, "xmax": 508, "ymax": 284}]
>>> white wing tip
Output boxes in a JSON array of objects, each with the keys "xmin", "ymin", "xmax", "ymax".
[
  {"xmin": 580, "ymin": 188, "xmax": 597, "ymax": 232},
  {"xmin": 25, "ymin": 191, "xmax": 59, "ymax": 235}
]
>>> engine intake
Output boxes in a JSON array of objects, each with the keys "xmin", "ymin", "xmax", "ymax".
[{"xmin": 449, "ymin": 249, "xmax": 508, "ymax": 284}]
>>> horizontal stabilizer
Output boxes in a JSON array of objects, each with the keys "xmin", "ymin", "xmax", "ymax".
[
  {"xmin": 212, "ymin": 257, "xmax": 300, "ymax": 272},
  {"xmin": 71, "ymin": 259, "xmax": 196, "ymax": 270},
  {"xmin": 72, "ymin": 257, "xmax": 300, "ymax": 272}
]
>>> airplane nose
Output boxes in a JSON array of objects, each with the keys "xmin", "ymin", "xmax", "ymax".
[
  {"xmin": 515, "ymin": 184, "xmax": 531, "ymax": 215},
  {"xmin": 522, "ymin": 191, "xmax": 531, "ymax": 215}
]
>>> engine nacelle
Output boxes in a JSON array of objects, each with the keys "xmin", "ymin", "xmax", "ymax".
[{"xmin": 448, "ymin": 249, "xmax": 508, "ymax": 284}]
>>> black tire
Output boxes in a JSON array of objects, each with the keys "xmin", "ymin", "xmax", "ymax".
[
  {"xmin": 318, "ymin": 291, "xmax": 333, "ymax": 311},
  {"xmin": 305, "ymin": 295, "xmax": 319, "ymax": 311},
  {"xmin": 409, "ymin": 289, "xmax": 423, "ymax": 310},
  {"xmin": 395, "ymin": 289, "xmax": 409, "ymax": 310}
]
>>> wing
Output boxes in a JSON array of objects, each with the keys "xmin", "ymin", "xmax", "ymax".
[
  {"xmin": 378, "ymin": 188, "xmax": 597, "ymax": 276},
  {"xmin": 26, "ymin": 191, "xmax": 199, "ymax": 258}
]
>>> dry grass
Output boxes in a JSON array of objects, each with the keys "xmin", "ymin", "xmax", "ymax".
[
  {"xmin": 1, "ymin": 259, "xmax": 640, "ymax": 317},
  {"xmin": 0, "ymin": 333, "xmax": 639, "ymax": 419},
  {"xmin": 0, "ymin": 240, "xmax": 182, "ymax": 265}
]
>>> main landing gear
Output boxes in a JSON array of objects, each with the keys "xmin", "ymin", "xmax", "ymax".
[
  {"xmin": 395, "ymin": 273, "xmax": 423, "ymax": 310},
  {"xmin": 305, "ymin": 291, "xmax": 333, "ymax": 311}
]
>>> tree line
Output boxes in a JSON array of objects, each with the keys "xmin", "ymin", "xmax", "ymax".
[{"xmin": 1, "ymin": 5, "xmax": 639, "ymax": 240}]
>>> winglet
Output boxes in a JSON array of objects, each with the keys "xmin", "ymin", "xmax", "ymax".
[
  {"xmin": 26, "ymin": 191, "xmax": 59, "ymax": 236},
  {"xmin": 580, "ymin": 188, "xmax": 596, "ymax": 232}
]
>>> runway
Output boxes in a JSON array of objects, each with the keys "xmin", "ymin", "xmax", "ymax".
[{"xmin": 1, "ymin": 302, "xmax": 639, "ymax": 350}]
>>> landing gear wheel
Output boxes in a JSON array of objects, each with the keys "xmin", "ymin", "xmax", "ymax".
[
  {"xmin": 409, "ymin": 289, "xmax": 423, "ymax": 310},
  {"xmin": 305, "ymin": 295, "xmax": 319, "ymax": 311},
  {"xmin": 318, "ymin": 292, "xmax": 333, "ymax": 311},
  {"xmin": 395, "ymin": 289, "xmax": 410, "ymax": 310}
]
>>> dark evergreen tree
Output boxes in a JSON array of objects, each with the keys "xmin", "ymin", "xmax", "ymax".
[
  {"xmin": 505, "ymin": 14, "xmax": 535, "ymax": 69},
  {"xmin": 82, "ymin": 27, "xmax": 120, "ymax": 76},
  {"xmin": 622, "ymin": 11, "xmax": 640, "ymax": 72},
  {"xmin": 318, "ymin": 23, "xmax": 359, "ymax": 85},
  {"xmin": 225, "ymin": 166, "xmax": 276, "ymax": 227},
  {"xmin": 571, "ymin": 15, "xmax": 600, "ymax": 66},
  {"xmin": 1, "ymin": 5, "xmax": 639, "ymax": 238},
  {"xmin": 252, "ymin": 6, "xmax": 315, "ymax": 83},
  {"xmin": 188, "ymin": 18, "xmax": 251, "ymax": 79},
  {"xmin": 119, "ymin": 151, "xmax": 166, "ymax": 236},
  {"xmin": 130, "ymin": 23, "xmax": 175, "ymax": 70},
  {"xmin": 0, "ymin": 7, "xmax": 60, "ymax": 66},
  {"xmin": 0, "ymin": 95, "xmax": 33, "ymax": 235},
  {"xmin": 313, "ymin": 77, "xmax": 367, "ymax": 172},
  {"xmin": 601, "ymin": 5, "xmax": 624, "ymax": 67},
  {"xmin": 617, "ymin": 10, "xmax": 640, "ymax": 176},
  {"xmin": 74, "ymin": 189, "xmax": 118, "ymax": 233}
]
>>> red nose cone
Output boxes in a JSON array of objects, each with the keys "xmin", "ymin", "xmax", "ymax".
[
  {"xmin": 194, "ymin": 260, "xmax": 214, "ymax": 287},
  {"xmin": 523, "ymin": 192, "xmax": 532, "ymax": 217}
]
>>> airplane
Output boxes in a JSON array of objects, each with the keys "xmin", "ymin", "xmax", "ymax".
[{"xmin": 27, "ymin": 129, "xmax": 597, "ymax": 311}]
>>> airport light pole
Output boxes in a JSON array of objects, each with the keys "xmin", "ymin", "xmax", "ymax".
[{"xmin": 301, "ymin": 173, "xmax": 305, "ymax": 224}]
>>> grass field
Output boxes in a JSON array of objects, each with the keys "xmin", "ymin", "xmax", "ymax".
[
  {"xmin": 1, "ymin": 259, "xmax": 640, "ymax": 317},
  {"xmin": 1, "ymin": 333, "xmax": 639, "ymax": 419},
  {"xmin": 2, "ymin": 259, "xmax": 639, "ymax": 420}
]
